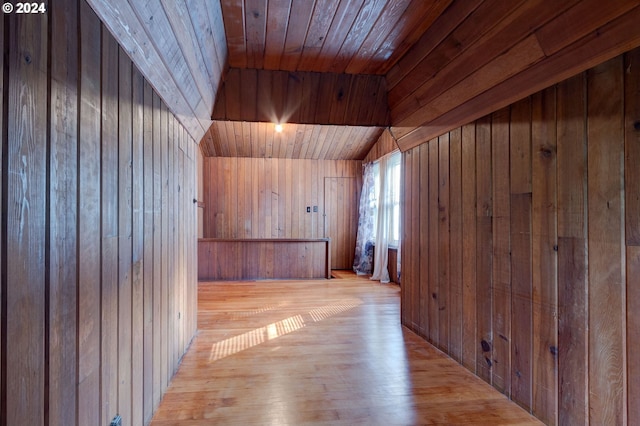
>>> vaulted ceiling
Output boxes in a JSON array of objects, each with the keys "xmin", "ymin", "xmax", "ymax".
[{"xmin": 87, "ymin": 0, "xmax": 640, "ymax": 160}]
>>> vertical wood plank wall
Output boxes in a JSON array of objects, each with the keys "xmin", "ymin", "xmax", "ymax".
[
  {"xmin": 401, "ymin": 48, "xmax": 640, "ymax": 425},
  {"xmin": 203, "ymin": 157, "xmax": 361, "ymax": 268},
  {"xmin": 363, "ymin": 128, "xmax": 399, "ymax": 163},
  {"xmin": 0, "ymin": 2, "xmax": 198, "ymax": 425}
]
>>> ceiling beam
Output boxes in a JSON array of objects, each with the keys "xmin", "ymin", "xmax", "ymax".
[{"xmin": 212, "ymin": 68, "xmax": 390, "ymax": 127}]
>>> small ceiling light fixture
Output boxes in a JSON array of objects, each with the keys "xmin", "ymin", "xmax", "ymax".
[{"xmin": 274, "ymin": 123, "xmax": 283, "ymax": 133}]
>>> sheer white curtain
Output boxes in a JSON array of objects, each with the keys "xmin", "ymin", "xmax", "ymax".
[
  {"xmin": 371, "ymin": 151, "xmax": 401, "ymax": 283},
  {"xmin": 353, "ymin": 162, "xmax": 378, "ymax": 275}
]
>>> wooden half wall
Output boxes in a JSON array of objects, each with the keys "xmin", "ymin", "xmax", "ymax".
[
  {"xmin": 401, "ymin": 47, "xmax": 640, "ymax": 425},
  {"xmin": 203, "ymin": 158, "xmax": 361, "ymax": 269},
  {"xmin": 198, "ymin": 238, "xmax": 331, "ymax": 281},
  {"xmin": 0, "ymin": 3, "xmax": 198, "ymax": 425}
]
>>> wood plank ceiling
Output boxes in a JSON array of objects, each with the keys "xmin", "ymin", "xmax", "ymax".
[
  {"xmin": 86, "ymin": 0, "xmax": 227, "ymax": 142},
  {"xmin": 221, "ymin": 0, "xmax": 448, "ymax": 74},
  {"xmin": 88, "ymin": 0, "xmax": 640, "ymax": 160},
  {"xmin": 200, "ymin": 121, "xmax": 382, "ymax": 159},
  {"xmin": 387, "ymin": 0, "xmax": 640, "ymax": 150},
  {"xmin": 205, "ymin": 0, "xmax": 449, "ymax": 159}
]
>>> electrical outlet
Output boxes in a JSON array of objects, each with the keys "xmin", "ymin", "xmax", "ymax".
[
  {"xmin": 110, "ymin": 415, "xmax": 122, "ymax": 426},
  {"xmin": 306, "ymin": 206, "xmax": 311, "ymax": 213},
  {"xmin": 313, "ymin": 206, "xmax": 318, "ymax": 212}
]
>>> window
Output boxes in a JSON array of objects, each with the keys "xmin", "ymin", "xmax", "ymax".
[
  {"xmin": 353, "ymin": 150, "xmax": 402, "ymax": 279},
  {"xmin": 374, "ymin": 150, "xmax": 402, "ymax": 246},
  {"xmin": 387, "ymin": 152, "xmax": 401, "ymax": 246}
]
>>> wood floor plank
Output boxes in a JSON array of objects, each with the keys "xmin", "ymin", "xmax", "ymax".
[{"xmin": 151, "ymin": 273, "xmax": 542, "ymax": 425}]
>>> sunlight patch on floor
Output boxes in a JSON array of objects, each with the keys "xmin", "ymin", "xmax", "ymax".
[
  {"xmin": 209, "ymin": 298, "xmax": 363, "ymax": 362},
  {"xmin": 229, "ymin": 301, "xmax": 290, "ymax": 320},
  {"xmin": 308, "ymin": 298, "xmax": 363, "ymax": 322}
]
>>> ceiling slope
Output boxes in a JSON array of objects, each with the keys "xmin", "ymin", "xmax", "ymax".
[
  {"xmin": 86, "ymin": 0, "xmax": 227, "ymax": 143},
  {"xmin": 388, "ymin": 0, "xmax": 640, "ymax": 151}
]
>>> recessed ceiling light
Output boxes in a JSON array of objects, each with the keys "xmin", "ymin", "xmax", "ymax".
[{"xmin": 275, "ymin": 123, "xmax": 283, "ymax": 133}]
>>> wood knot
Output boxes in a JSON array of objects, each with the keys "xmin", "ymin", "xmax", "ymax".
[
  {"xmin": 431, "ymin": 292, "xmax": 437, "ymax": 299},
  {"xmin": 485, "ymin": 357, "xmax": 492, "ymax": 367},
  {"xmin": 634, "ymin": 120, "xmax": 640, "ymax": 131},
  {"xmin": 288, "ymin": 73, "xmax": 301, "ymax": 83},
  {"xmin": 24, "ymin": 54, "xmax": 32, "ymax": 64},
  {"xmin": 550, "ymin": 346, "xmax": 558, "ymax": 356},
  {"xmin": 481, "ymin": 340, "xmax": 491, "ymax": 352},
  {"xmin": 553, "ymin": 245, "xmax": 558, "ymax": 252},
  {"xmin": 540, "ymin": 147, "xmax": 553, "ymax": 158}
]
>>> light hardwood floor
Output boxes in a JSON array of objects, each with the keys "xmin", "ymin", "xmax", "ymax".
[{"xmin": 151, "ymin": 272, "xmax": 542, "ymax": 425}]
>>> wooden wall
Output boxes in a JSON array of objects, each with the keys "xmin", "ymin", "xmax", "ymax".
[
  {"xmin": 197, "ymin": 146, "xmax": 205, "ymax": 238},
  {"xmin": 401, "ymin": 48, "xmax": 640, "ymax": 425},
  {"xmin": 86, "ymin": 0, "xmax": 227, "ymax": 141},
  {"xmin": 0, "ymin": 3, "xmax": 198, "ymax": 425},
  {"xmin": 198, "ymin": 238, "xmax": 331, "ymax": 281},
  {"xmin": 389, "ymin": 0, "xmax": 640, "ymax": 150},
  {"xmin": 203, "ymin": 158, "xmax": 361, "ymax": 268},
  {"xmin": 363, "ymin": 128, "xmax": 400, "ymax": 163}
]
